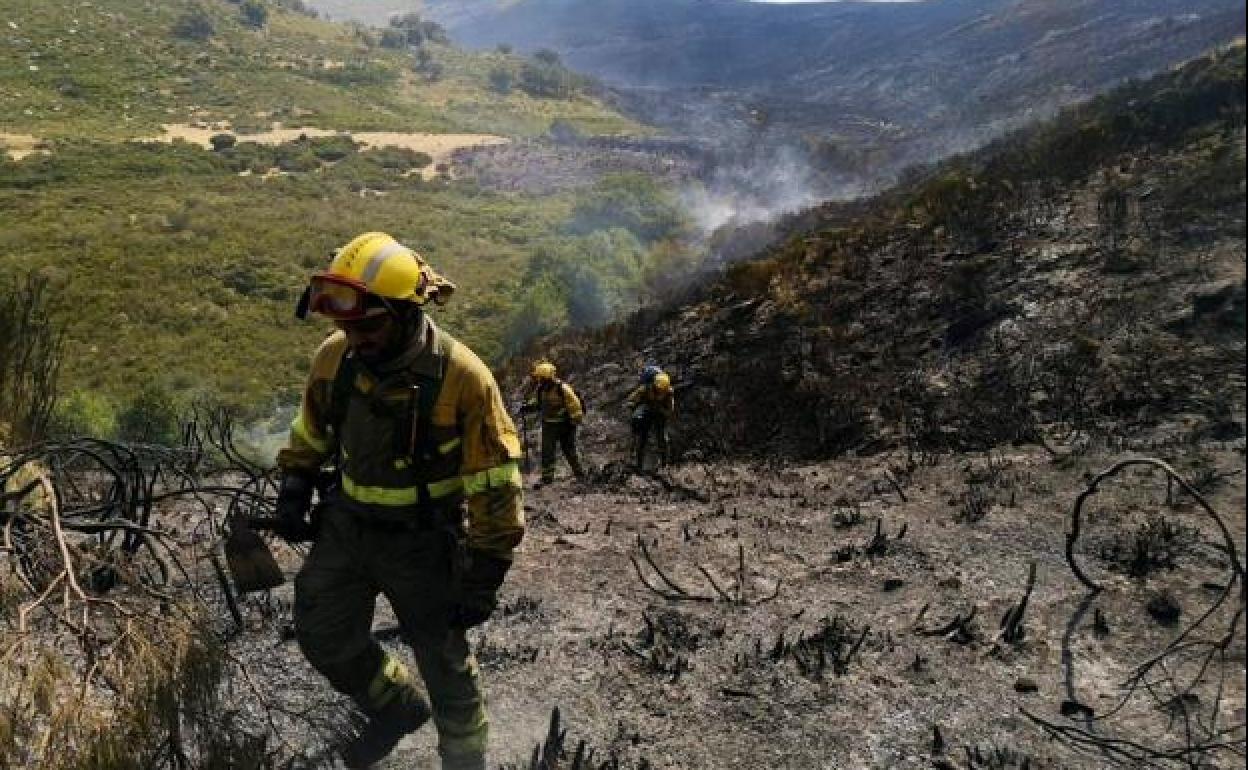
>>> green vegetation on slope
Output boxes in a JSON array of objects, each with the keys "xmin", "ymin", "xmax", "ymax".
[
  {"xmin": 0, "ymin": 137, "xmax": 692, "ymax": 434},
  {"xmin": 0, "ymin": 0, "xmax": 678, "ymax": 436},
  {"xmin": 0, "ymin": 0, "xmax": 641, "ymax": 138}
]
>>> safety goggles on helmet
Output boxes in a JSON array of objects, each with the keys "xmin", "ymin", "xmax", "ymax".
[{"xmin": 304, "ymin": 273, "xmax": 383, "ymax": 320}]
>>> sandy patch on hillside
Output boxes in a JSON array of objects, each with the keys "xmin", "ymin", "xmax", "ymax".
[
  {"xmin": 0, "ymin": 133, "xmax": 46, "ymax": 160},
  {"xmin": 3, "ymin": 126, "xmax": 509, "ymax": 175},
  {"xmin": 149, "ymin": 124, "xmax": 510, "ymax": 175}
]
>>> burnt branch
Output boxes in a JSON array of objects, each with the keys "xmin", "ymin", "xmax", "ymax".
[
  {"xmin": 990, "ymin": 561, "xmax": 1037, "ymax": 654},
  {"xmin": 630, "ymin": 535, "xmax": 713, "ymax": 603}
]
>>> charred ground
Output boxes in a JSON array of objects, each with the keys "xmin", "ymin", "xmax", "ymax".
[{"xmin": 467, "ymin": 43, "xmax": 1247, "ymax": 769}]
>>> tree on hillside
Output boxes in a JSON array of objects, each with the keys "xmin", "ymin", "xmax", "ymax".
[
  {"xmin": 519, "ymin": 61, "xmax": 576, "ymax": 99},
  {"xmin": 209, "ymin": 133, "xmax": 237, "ymax": 152},
  {"xmin": 565, "ymin": 174, "xmax": 687, "ymax": 242},
  {"xmin": 565, "ymin": 267, "xmax": 611, "ymax": 328},
  {"xmin": 534, "ymin": 48, "xmax": 562, "ymax": 67},
  {"xmin": 275, "ymin": 0, "xmax": 317, "ymax": 16},
  {"xmin": 489, "ymin": 66, "xmax": 514, "ymax": 94},
  {"xmin": 388, "ymin": 13, "xmax": 448, "ymax": 47},
  {"xmin": 240, "ymin": 0, "xmax": 269, "ymax": 29},
  {"xmin": 380, "ymin": 27, "xmax": 407, "ymax": 49},
  {"xmin": 413, "ymin": 48, "xmax": 443, "ymax": 81},
  {"xmin": 503, "ymin": 282, "xmax": 567, "ymax": 354},
  {"xmin": 172, "ymin": 5, "xmax": 215, "ymax": 41}
]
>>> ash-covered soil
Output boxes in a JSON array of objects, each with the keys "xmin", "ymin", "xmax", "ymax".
[
  {"xmin": 477, "ymin": 428, "xmax": 1245, "ymax": 769},
  {"xmin": 236, "ymin": 415, "xmax": 1245, "ymax": 769}
]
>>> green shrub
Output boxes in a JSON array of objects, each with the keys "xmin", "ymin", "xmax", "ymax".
[
  {"xmin": 380, "ymin": 28, "xmax": 408, "ymax": 50},
  {"xmin": 363, "ymin": 146, "xmax": 432, "ymax": 171},
  {"xmin": 0, "ymin": 271, "xmax": 63, "ymax": 443},
  {"xmin": 488, "ymin": 67, "xmax": 514, "ymax": 95},
  {"xmin": 533, "ymin": 49, "xmax": 562, "ymax": 67},
  {"xmin": 274, "ymin": 147, "xmax": 321, "ymax": 172},
  {"xmin": 48, "ymin": 390, "xmax": 117, "ymax": 440},
  {"xmin": 172, "ymin": 6, "xmax": 215, "ymax": 42},
  {"xmin": 565, "ymin": 173, "xmax": 687, "ymax": 241},
  {"xmin": 239, "ymin": 1, "xmax": 268, "ymax": 29},
  {"xmin": 519, "ymin": 62, "xmax": 579, "ymax": 99},
  {"xmin": 117, "ymin": 382, "xmax": 182, "ymax": 445},
  {"xmin": 306, "ymin": 135, "xmax": 360, "ymax": 162},
  {"xmin": 220, "ymin": 141, "xmax": 276, "ymax": 173},
  {"xmin": 304, "ymin": 61, "xmax": 397, "ymax": 88},
  {"xmin": 503, "ymin": 281, "xmax": 568, "ymax": 354}
]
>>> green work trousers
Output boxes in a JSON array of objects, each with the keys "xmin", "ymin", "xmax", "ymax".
[
  {"xmin": 294, "ymin": 503, "xmax": 487, "ymax": 759},
  {"xmin": 631, "ymin": 408, "xmax": 669, "ymax": 470},
  {"xmin": 540, "ymin": 420, "xmax": 583, "ymax": 482}
]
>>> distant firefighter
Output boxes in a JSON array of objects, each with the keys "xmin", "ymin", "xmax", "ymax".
[
  {"xmin": 626, "ymin": 364, "xmax": 675, "ymax": 470},
  {"xmin": 521, "ymin": 360, "xmax": 585, "ymax": 485}
]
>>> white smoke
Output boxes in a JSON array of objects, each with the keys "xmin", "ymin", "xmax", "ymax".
[{"xmin": 681, "ymin": 140, "xmax": 872, "ymax": 237}]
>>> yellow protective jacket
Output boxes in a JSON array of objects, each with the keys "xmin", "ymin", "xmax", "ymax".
[
  {"xmin": 526, "ymin": 380, "xmax": 583, "ymax": 424},
  {"xmin": 277, "ymin": 320, "xmax": 524, "ymax": 559},
  {"xmin": 626, "ymin": 384, "xmax": 675, "ymax": 418}
]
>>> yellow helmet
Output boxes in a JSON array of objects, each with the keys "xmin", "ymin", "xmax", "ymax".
[
  {"xmin": 533, "ymin": 360, "xmax": 556, "ymax": 381},
  {"xmin": 654, "ymin": 372, "xmax": 671, "ymax": 391},
  {"xmin": 301, "ymin": 232, "xmax": 455, "ymax": 319}
]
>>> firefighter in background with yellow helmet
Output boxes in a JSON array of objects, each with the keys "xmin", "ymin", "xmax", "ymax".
[
  {"xmin": 276, "ymin": 232, "xmax": 523, "ymax": 770},
  {"xmin": 520, "ymin": 360, "xmax": 585, "ymax": 485},
  {"xmin": 626, "ymin": 364, "xmax": 675, "ymax": 470}
]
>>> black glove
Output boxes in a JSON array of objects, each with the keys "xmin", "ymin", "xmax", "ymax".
[
  {"xmin": 450, "ymin": 551, "xmax": 511, "ymax": 629},
  {"xmin": 274, "ymin": 472, "xmax": 316, "ymax": 543}
]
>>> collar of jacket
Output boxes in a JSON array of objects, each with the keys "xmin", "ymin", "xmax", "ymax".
[{"xmin": 368, "ymin": 315, "xmax": 447, "ymax": 380}]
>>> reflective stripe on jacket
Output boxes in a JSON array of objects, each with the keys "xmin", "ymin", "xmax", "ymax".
[{"xmin": 278, "ymin": 320, "xmax": 525, "ymax": 558}]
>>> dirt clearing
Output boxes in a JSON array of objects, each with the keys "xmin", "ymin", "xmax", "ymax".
[
  {"xmin": 149, "ymin": 124, "xmax": 510, "ymax": 175},
  {"xmin": 2, "ymin": 125, "xmax": 510, "ymax": 175},
  {"xmin": 0, "ymin": 132, "xmax": 45, "ymax": 160}
]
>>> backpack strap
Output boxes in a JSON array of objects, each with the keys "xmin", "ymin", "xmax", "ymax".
[
  {"xmin": 327, "ymin": 341, "xmax": 454, "ymax": 464},
  {"xmin": 328, "ymin": 351, "xmax": 357, "ymax": 440}
]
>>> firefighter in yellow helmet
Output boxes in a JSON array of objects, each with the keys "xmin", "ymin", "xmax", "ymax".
[
  {"xmin": 277, "ymin": 232, "xmax": 523, "ymax": 770},
  {"xmin": 625, "ymin": 364, "xmax": 675, "ymax": 470},
  {"xmin": 520, "ymin": 360, "xmax": 584, "ymax": 485}
]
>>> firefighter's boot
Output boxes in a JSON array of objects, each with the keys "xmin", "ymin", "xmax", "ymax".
[
  {"xmin": 341, "ymin": 656, "xmax": 432, "ymax": 768},
  {"xmin": 442, "ymin": 751, "xmax": 487, "ymax": 770}
]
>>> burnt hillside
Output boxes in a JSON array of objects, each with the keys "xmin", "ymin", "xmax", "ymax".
[{"xmin": 508, "ymin": 43, "xmax": 1246, "ymax": 465}]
